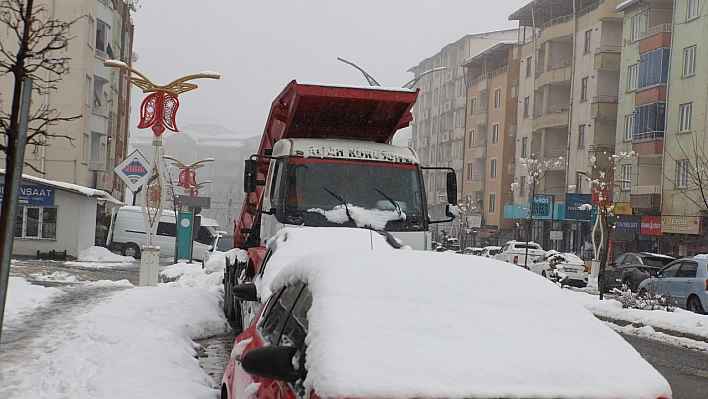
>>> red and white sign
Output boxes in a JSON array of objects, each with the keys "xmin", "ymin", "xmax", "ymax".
[{"xmin": 640, "ymin": 216, "xmax": 662, "ymax": 235}]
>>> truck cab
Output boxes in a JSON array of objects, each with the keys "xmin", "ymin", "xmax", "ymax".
[{"xmin": 259, "ymin": 138, "xmax": 430, "ymax": 250}]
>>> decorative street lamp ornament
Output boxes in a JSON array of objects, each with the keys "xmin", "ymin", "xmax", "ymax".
[
  {"xmin": 137, "ymin": 92, "xmax": 180, "ymax": 136},
  {"xmin": 104, "ymin": 60, "xmax": 220, "ymax": 286}
]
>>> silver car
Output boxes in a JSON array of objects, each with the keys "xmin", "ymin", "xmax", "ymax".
[{"xmin": 638, "ymin": 256, "xmax": 708, "ymax": 314}]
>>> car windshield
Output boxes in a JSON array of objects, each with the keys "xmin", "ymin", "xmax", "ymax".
[
  {"xmin": 642, "ymin": 256, "xmax": 674, "ymax": 267},
  {"xmin": 282, "ymin": 158, "xmax": 425, "ymax": 231},
  {"xmin": 216, "ymin": 235, "xmax": 234, "ymax": 251}
]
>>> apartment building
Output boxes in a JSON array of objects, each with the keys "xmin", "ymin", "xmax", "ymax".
[
  {"xmin": 508, "ymin": 0, "xmax": 623, "ymax": 252},
  {"xmin": 612, "ymin": 0, "xmax": 672, "ymax": 257},
  {"xmin": 0, "ymin": 0, "xmax": 134, "ymax": 202},
  {"xmin": 407, "ymin": 29, "xmax": 517, "ymax": 242},
  {"xmin": 659, "ymin": 0, "xmax": 708, "ymax": 257},
  {"xmin": 462, "ymin": 42, "xmax": 519, "ymax": 246}
]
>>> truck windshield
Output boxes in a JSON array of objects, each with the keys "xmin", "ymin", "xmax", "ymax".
[{"xmin": 282, "ymin": 157, "xmax": 425, "ymax": 232}]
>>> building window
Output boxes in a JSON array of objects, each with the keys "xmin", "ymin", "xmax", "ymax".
[
  {"xmin": 470, "ymin": 97, "xmax": 476, "ymax": 115},
  {"xmin": 523, "ymin": 97, "xmax": 530, "ymax": 117},
  {"xmin": 467, "ymin": 162, "xmax": 473, "ymax": 181},
  {"xmin": 580, "ymin": 77, "xmax": 589, "ymax": 101},
  {"xmin": 520, "ymin": 176, "xmax": 526, "ymax": 197},
  {"xmin": 521, "ymin": 137, "xmax": 528, "ymax": 157},
  {"xmin": 490, "ymin": 159, "xmax": 497, "ymax": 179},
  {"xmin": 679, "ymin": 103, "xmax": 693, "ymax": 132},
  {"xmin": 494, "ymin": 88, "xmax": 502, "ymax": 108},
  {"xmin": 576, "ymin": 174, "xmax": 582, "ymax": 193},
  {"xmin": 676, "ymin": 159, "xmax": 689, "ymax": 188},
  {"xmin": 492, "ymin": 124, "xmax": 499, "ymax": 144},
  {"xmin": 638, "ymin": 48, "xmax": 670, "ymax": 89},
  {"xmin": 578, "ymin": 125, "xmax": 586, "ymax": 148},
  {"xmin": 14, "ymin": 206, "xmax": 57, "ymax": 239},
  {"xmin": 584, "ymin": 30, "xmax": 592, "ymax": 54},
  {"xmin": 87, "ymin": 17, "xmax": 94, "ymax": 47},
  {"xmin": 468, "ymin": 130, "xmax": 475, "ymax": 148},
  {"xmin": 634, "ymin": 102, "xmax": 666, "ymax": 140},
  {"xmin": 630, "ymin": 14, "xmax": 642, "ymax": 42},
  {"xmin": 82, "ymin": 133, "xmax": 89, "ymax": 164},
  {"xmin": 627, "ymin": 64, "xmax": 638, "ymax": 91},
  {"xmin": 683, "ymin": 46, "xmax": 697, "ymax": 76},
  {"xmin": 688, "ymin": 0, "xmax": 700, "ymax": 20},
  {"xmin": 621, "ymin": 164, "xmax": 632, "ymax": 190},
  {"xmin": 526, "ymin": 56, "xmax": 532, "ymax": 77},
  {"xmin": 624, "ymin": 115, "xmax": 635, "ymax": 141},
  {"xmin": 488, "ymin": 193, "xmax": 496, "ymax": 213},
  {"xmin": 85, "ymin": 75, "xmax": 92, "ymax": 106}
]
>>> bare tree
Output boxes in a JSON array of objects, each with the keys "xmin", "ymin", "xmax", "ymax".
[
  {"xmin": 512, "ymin": 156, "xmax": 564, "ymax": 268},
  {"xmin": 578, "ymin": 151, "xmax": 633, "ymax": 299},
  {"xmin": 662, "ymin": 134, "xmax": 708, "ymax": 213}
]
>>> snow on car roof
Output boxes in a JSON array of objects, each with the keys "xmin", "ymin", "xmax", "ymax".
[
  {"xmin": 272, "ymin": 251, "xmax": 671, "ymax": 399},
  {"xmin": 255, "ymin": 227, "xmax": 397, "ymax": 302}
]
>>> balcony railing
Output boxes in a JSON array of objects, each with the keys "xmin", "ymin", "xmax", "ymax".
[
  {"xmin": 540, "ymin": 13, "xmax": 574, "ymax": 31},
  {"xmin": 511, "ymin": 79, "xmax": 519, "ymax": 87},
  {"xmin": 595, "ymin": 45, "xmax": 621, "ymax": 54},
  {"xmin": 546, "ymin": 103, "xmax": 571, "ymax": 113},
  {"xmin": 490, "ymin": 65, "xmax": 508, "ymax": 78},
  {"xmin": 634, "ymin": 130, "xmax": 664, "ymax": 141},
  {"xmin": 535, "ymin": 64, "xmax": 545, "ymax": 78},
  {"xmin": 631, "ymin": 185, "xmax": 661, "ymax": 195},
  {"xmin": 577, "ymin": 0, "xmax": 603, "ymax": 17},
  {"xmin": 592, "ymin": 95, "xmax": 618, "ymax": 103},
  {"xmin": 588, "ymin": 144, "xmax": 615, "ymax": 153},
  {"xmin": 532, "ymin": 109, "xmax": 543, "ymax": 119},
  {"xmin": 509, "ymin": 118, "xmax": 517, "ymax": 126},
  {"xmin": 92, "ymin": 105, "xmax": 109, "ymax": 117},
  {"xmin": 545, "ymin": 148, "xmax": 568, "ymax": 158},
  {"xmin": 472, "ymin": 173, "xmax": 485, "ymax": 181},
  {"xmin": 472, "ymin": 139, "xmax": 487, "ymax": 148},
  {"xmin": 639, "ymin": 24, "xmax": 672, "ymax": 40},
  {"xmin": 548, "ymin": 59, "xmax": 573, "ymax": 70},
  {"xmin": 95, "ymin": 49, "xmax": 109, "ymax": 61},
  {"xmin": 470, "ymin": 72, "xmax": 489, "ymax": 86},
  {"xmin": 477, "ymin": 106, "xmax": 489, "ymax": 114}
]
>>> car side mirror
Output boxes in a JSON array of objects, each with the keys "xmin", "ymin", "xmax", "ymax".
[
  {"xmin": 244, "ymin": 159, "xmax": 258, "ymax": 193},
  {"xmin": 232, "ymin": 283, "xmax": 259, "ymax": 302},
  {"xmin": 446, "ymin": 172, "xmax": 457, "ymax": 204},
  {"xmin": 208, "ymin": 245, "xmax": 214, "ymax": 251},
  {"xmin": 241, "ymin": 346, "xmax": 300, "ymax": 382}
]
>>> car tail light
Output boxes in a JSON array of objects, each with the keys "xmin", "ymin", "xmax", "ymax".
[
  {"xmin": 549, "ymin": 262, "xmax": 557, "ymax": 270},
  {"xmin": 583, "ymin": 264, "xmax": 589, "ymax": 273},
  {"xmin": 513, "ymin": 255, "xmax": 518, "ymax": 264},
  {"xmin": 705, "ymin": 279, "xmax": 708, "ymax": 291}
]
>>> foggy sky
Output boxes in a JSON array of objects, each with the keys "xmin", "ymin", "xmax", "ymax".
[{"xmin": 129, "ymin": 1, "xmax": 530, "ymax": 143}]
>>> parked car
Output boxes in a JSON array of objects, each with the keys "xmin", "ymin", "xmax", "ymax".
[
  {"xmin": 638, "ymin": 255, "xmax": 708, "ymax": 314},
  {"xmin": 202, "ymin": 232, "xmax": 234, "ymax": 267},
  {"xmin": 222, "ymin": 249, "xmax": 671, "ymax": 399},
  {"xmin": 604, "ymin": 252, "xmax": 675, "ymax": 292},
  {"xmin": 494, "ymin": 240, "xmax": 545, "ymax": 267},
  {"xmin": 479, "ymin": 245, "xmax": 502, "ymax": 258},
  {"xmin": 463, "ymin": 247, "xmax": 484, "ymax": 256},
  {"xmin": 529, "ymin": 251, "xmax": 588, "ymax": 287}
]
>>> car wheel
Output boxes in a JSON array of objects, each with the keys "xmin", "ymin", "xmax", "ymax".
[
  {"xmin": 122, "ymin": 243, "xmax": 140, "ymax": 258},
  {"xmin": 622, "ymin": 277, "xmax": 633, "ymax": 292},
  {"xmin": 688, "ymin": 296, "xmax": 705, "ymax": 315}
]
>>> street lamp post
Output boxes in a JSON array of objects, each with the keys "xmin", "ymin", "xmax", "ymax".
[{"xmin": 104, "ymin": 60, "xmax": 219, "ymax": 286}]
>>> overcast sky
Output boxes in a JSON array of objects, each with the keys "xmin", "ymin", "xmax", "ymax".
[{"xmin": 129, "ymin": 0, "xmax": 530, "ymax": 143}]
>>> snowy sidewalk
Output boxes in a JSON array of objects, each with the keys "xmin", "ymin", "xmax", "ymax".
[{"xmin": 566, "ymin": 290, "xmax": 708, "ymax": 345}]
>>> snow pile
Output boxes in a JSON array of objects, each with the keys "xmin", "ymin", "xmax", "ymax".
[
  {"xmin": 77, "ymin": 246, "xmax": 135, "ymax": 262},
  {"xmin": 308, "ymin": 205, "xmax": 404, "ymax": 230},
  {"xmin": 30, "ymin": 270, "xmax": 79, "ymax": 283},
  {"xmin": 161, "ymin": 261, "xmax": 225, "ymax": 294},
  {"xmin": 270, "ymin": 251, "xmax": 672, "ymax": 399},
  {"xmin": 1, "ymin": 262, "xmax": 228, "ymax": 398},
  {"xmin": 255, "ymin": 227, "xmax": 395, "ymax": 302},
  {"xmin": 3, "ymin": 277, "xmax": 62, "ymax": 322}
]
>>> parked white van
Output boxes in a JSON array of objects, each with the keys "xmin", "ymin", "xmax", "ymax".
[{"xmin": 107, "ymin": 206, "xmax": 220, "ymax": 260}]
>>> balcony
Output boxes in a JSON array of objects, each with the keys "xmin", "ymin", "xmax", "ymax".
[
  {"xmin": 535, "ymin": 59, "xmax": 572, "ymax": 88},
  {"xmin": 476, "ymin": 111, "xmax": 488, "ymax": 126},
  {"xmin": 471, "ymin": 179, "xmax": 485, "ymax": 193},
  {"xmin": 639, "ymin": 24, "xmax": 672, "ymax": 53},
  {"xmin": 590, "ymin": 96, "xmax": 618, "ymax": 119},
  {"xmin": 587, "ymin": 144, "xmax": 615, "ymax": 166},
  {"xmin": 632, "ymin": 136, "xmax": 663, "ymax": 156},
  {"xmin": 89, "ymin": 161, "xmax": 106, "ymax": 171},
  {"xmin": 594, "ymin": 45, "xmax": 621, "ymax": 70},
  {"xmin": 95, "ymin": 49, "xmax": 109, "ymax": 61},
  {"xmin": 92, "ymin": 105, "xmax": 109, "ymax": 118},
  {"xmin": 630, "ymin": 186, "xmax": 661, "ymax": 209},
  {"xmin": 533, "ymin": 104, "xmax": 570, "ymax": 130},
  {"xmin": 472, "ymin": 141, "xmax": 487, "ymax": 159}
]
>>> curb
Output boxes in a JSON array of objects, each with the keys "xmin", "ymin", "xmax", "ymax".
[{"xmin": 594, "ymin": 314, "xmax": 708, "ymax": 344}]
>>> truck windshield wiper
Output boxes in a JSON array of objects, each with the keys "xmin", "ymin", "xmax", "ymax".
[
  {"xmin": 374, "ymin": 188, "xmax": 402, "ymax": 217},
  {"xmin": 322, "ymin": 187, "xmax": 354, "ymax": 223}
]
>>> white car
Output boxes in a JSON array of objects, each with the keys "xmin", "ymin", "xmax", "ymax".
[
  {"xmin": 202, "ymin": 233, "xmax": 234, "ymax": 267},
  {"xmin": 493, "ymin": 240, "xmax": 545, "ymax": 267},
  {"xmin": 530, "ymin": 251, "xmax": 588, "ymax": 287},
  {"xmin": 479, "ymin": 245, "xmax": 502, "ymax": 258}
]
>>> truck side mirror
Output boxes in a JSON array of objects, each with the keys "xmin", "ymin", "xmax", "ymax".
[
  {"xmin": 244, "ymin": 159, "xmax": 258, "ymax": 193},
  {"xmin": 446, "ymin": 172, "xmax": 457, "ymax": 204}
]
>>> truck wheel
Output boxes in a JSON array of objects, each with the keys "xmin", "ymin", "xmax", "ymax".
[{"xmin": 123, "ymin": 243, "xmax": 140, "ymax": 258}]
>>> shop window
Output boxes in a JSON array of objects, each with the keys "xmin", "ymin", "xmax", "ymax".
[{"xmin": 14, "ymin": 206, "xmax": 57, "ymax": 239}]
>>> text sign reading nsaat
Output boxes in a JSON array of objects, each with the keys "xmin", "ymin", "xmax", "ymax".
[
  {"xmin": 308, "ymin": 146, "xmax": 414, "ymax": 163},
  {"xmin": 0, "ymin": 184, "xmax": 54, "ymax": 205}
]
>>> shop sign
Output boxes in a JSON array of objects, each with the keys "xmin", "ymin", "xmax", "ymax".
[
  {"xmin": 661, "ymin": 216, "xmax": 701, "ymax": 235},
  {"xmin": 615, "ymin": 215, "xmax": 640, "ymax": 235},
  {"xmin": 564, "ymin": 193, "xmax": 592, "ymax": 220},
  {"xmin": 114, "ymin": 149, "xmax": 150, "ymax": 192},
  {"xmin": 640, "ymin": 216, "xmax": 662, "ymax": 235},
  {"xmin": 0, "ymin": 184, "xmax": 54, "ymax": 205},
  {"xmin": 614, "ymin": 202, "xmax": 632, "ymax": 215},
  {"xmin": 532, "ymin": 195, "xmax": 551, "ymax": 219},
  {"xmin": 467, "ymin": 215, "xmax": 482, "ymax": 228},
  {"xmin": 550, "ymin": 230, "xmax": 563, "ymax": 240}
]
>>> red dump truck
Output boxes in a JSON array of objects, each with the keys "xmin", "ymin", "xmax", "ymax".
[{"xmin": 224, "ymin": 80, "xmax": 457, "ymax": 325}]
